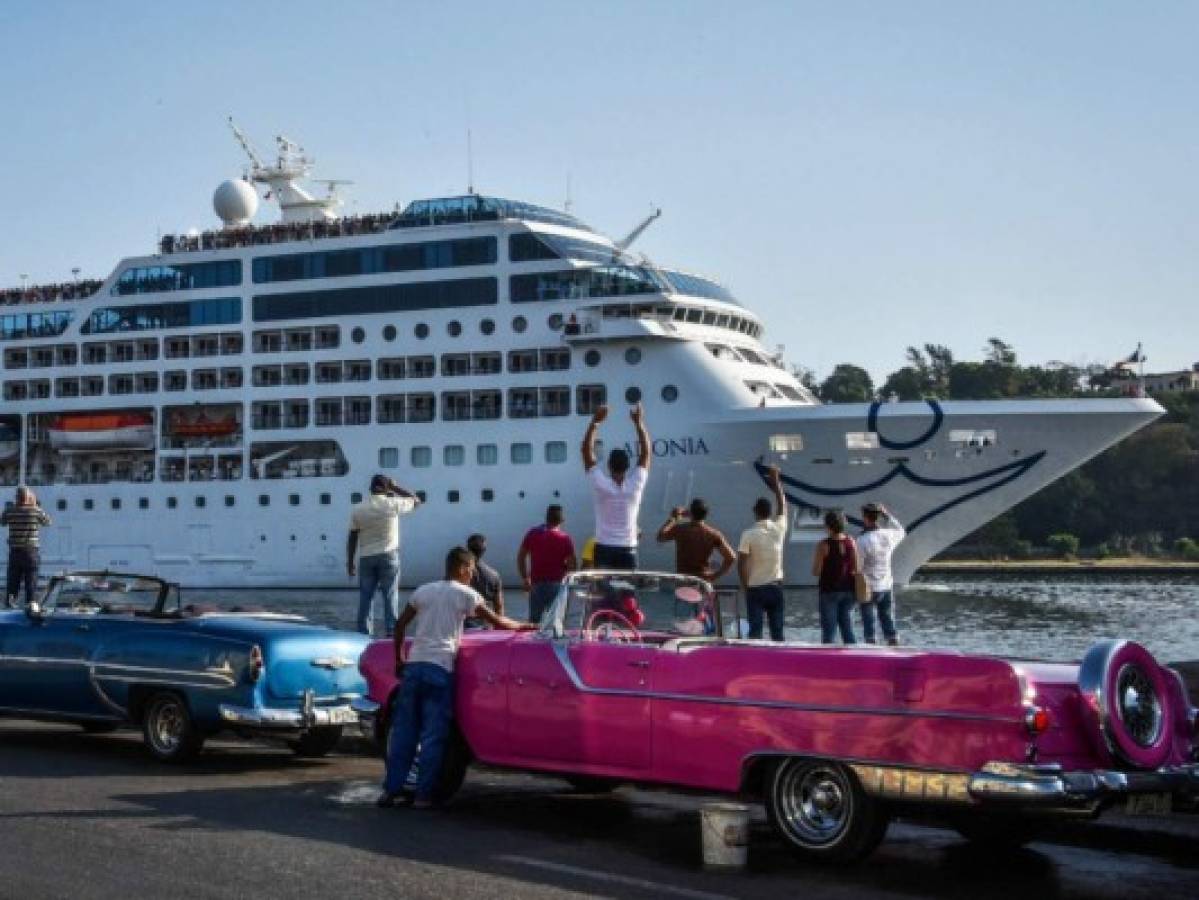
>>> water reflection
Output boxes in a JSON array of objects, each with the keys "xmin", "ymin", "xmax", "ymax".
[{"xmin": 193, "ymin": 575, "xmax": 1199, "ymax": 664}]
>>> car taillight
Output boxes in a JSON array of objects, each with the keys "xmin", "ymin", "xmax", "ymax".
[
  {"xmin": 248, "ymin": 645, "xmax": 264, "ymax": 683},
  {"xmin": 1024, "ymin": 705, "xmax": 1051, "ymax": 735}
]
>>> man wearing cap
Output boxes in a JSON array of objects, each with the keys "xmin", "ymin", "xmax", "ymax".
[
  {"xmin": 857, "ymin": 502, "xmax": 905, "ymax": 645},
  {"xmin": 581, "ymin": 404, "xmax": 650, "ymax": 571},
  {"xmin": 347, "ymin": 474, "xmax": 422, "ymax": 635}
]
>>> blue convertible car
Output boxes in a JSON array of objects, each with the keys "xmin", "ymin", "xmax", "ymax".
[{"xmin": 0, "ymin": 571, "xmax": 370, "ymax": 762}]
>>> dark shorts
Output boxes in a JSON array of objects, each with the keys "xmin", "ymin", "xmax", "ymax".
[
  {"xmin": 593, "ymin": 544, "xmax": 637, "ymax": 571},
  {"xmin": 6, "ymin": 547, "xmax": 39, "ymax": 606}
]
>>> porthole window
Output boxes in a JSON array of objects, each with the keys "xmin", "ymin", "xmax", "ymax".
[
  {"xmin": 448, "ymin": 490, "xmax": 460, "ymax": 503},
  {"xmin": 480, "ymin": 319, "xmax": 495, "ymax": 336},
  {"xmin": 415, "ymin": 490, "xmax": 427, "ymax": 503},
  {"xmin": 167, "ymin": 497, "xmax": 178, "ymax": 509},
  {"xmin": 447, "ymin": 320, "xmax": 462, "ymax": 337},
  {"xmin": 56, "ymin": 499, "xmax": 67, "ymax": 511},
  {"xmin": 351, "ymin": 492, "xmax": 363, "ymax": 504},
  {"xmin": 477, "ymin": 444, "xmax": 498, "ymax": 466},
  {"xmin": 625, "ymin": 347, "xmax": 642, "ymax": 365},
  {"xmin": 138, "ymin": 498, "xmax": 149, "ymax": 510},
  {"xmin": 512, "ymin": 315, "xmax": 527, "ymax": 333},
  {"xmin": 379, "ymin": 447, "xmax": 398, "ymax": 468},
  {"xmin": 625, "ymin": 386, "xmax": 642, "ymax": 404},
  {"xmin": 111, "ymin": 498, "xmax": 121, "ymax": 511},
  {"xmin": 444, "ymin": 445, "xmax": 465, "ymax": 466},
  {"xmin": 195, "ymin": 496, "xmax": 206, "ymax": 508},
  {"xmin": 662, "ymin": 385, "xmax": 679, "ymax": 403},
  {"xmin": 511, "ymin": 442, "xmax": 533, "ymax": 464},
  {"xmin": 320, "ymin": 493, "xmax": 331, "ymax": 505},
  {"xmin": 545, "ymin": 441, "xmax": 567, "ymax": 463},
  {"xmin": 584, "ymin": 349, "xmax": 601, "ymax": 367},
  {"xmin": 548, "ymin": 313, "xmax": 564, "ymax": 331},
  {"xmin": 289, "ymin": 494, "xmax": 300, "ymax": 506},
  {"xmin": 225, "ymin": 495, "xmax": 235, "ymax": 508},
  {"xmin": 351, "ymin": 326, "xmax": 365, "ymax": 344},
  {"xmin": 482, "ymin": 489, "xmax": 494, "ymax": 502},
  {"xmin": 383, "ymin": 325, "xmax": 397, "ymax": 342},
  {"xmin": 259, "ymin": 495, "xmax": 270, "ymax": 507},
  {"xmin": 84, "ymin": 499, "xmax": 94, "ymax": 511},
  {"xmin": 415, "ymin": 323, "xmax": 429, "ymax": 340}
]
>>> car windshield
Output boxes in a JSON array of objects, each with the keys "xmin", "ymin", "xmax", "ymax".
[
  {"xmin": 547, "ymin": 572, "xmax": 726, "ymax": 641},
  {"xmin": 45, "ymin": 574, "xmax": 171, "ymax": 616}
]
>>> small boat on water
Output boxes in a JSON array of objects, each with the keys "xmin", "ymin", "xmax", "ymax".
[{"xmin": 48, "ymin": 413, "xmax": 155, "ymax": 450}]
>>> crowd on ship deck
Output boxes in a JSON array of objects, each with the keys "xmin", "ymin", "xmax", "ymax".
[
  {"xmin": 1, "ymin": 278, "xmax": 103, "ymax": 306},
  {"xmin": 159, "ymin": 212, "xmax": 395, "ymax": 255}
]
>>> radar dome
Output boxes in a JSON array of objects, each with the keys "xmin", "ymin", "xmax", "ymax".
[{"xmin": 213, "ymin": 178, "xmax": 259, "ymax": 227}]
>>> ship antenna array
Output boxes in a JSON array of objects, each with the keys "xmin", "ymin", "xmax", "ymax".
[{"xmin": 227, "ymin": 116, "xmax": 264, "ymax": 173}]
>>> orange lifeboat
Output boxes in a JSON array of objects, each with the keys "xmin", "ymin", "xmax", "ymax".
[
  {"xmin": 169, "ymin": 412, "xmax": 239, "ymax": 439},
  {"xmin": 48, "ymin": 412, "xmax": 155, "ymax": 450}
]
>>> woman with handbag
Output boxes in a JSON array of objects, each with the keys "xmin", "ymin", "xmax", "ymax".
[{"xmin": 810, "ymin": 510, "xmax": 859, "ymax": 644}]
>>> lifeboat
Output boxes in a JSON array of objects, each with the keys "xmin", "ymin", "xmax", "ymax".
[
  {"xmin": 168, "ymin": 412, "xmax": 239, "ymax": 439},
  {"xmin": 0, "ymin": 424, "xmax": 18, "ymax": 462},
  {"xmin": 48, "ymin": 413, "xmax": 155, "ymax": 450}
]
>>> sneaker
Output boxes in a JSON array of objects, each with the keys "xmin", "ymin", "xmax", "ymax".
[
  {"xmin": 375, "ymin": 791, "xmax": 405, "ymax": 809},
  {"xmin": 886, "ymin": 637, "xmax": 900, "ymax": 647}
]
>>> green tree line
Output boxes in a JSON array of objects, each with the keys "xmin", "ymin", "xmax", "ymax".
[{"xmin": 807, "ymin": 340, "xmax": 1199, "ymax": 559}]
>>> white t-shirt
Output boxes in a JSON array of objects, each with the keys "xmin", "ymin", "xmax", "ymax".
[
  {"xmin": 857, "ymin": 518, "xmax": 906, "ymax": 592},
  {"xmin": 405, "ymin": 580, "xmax": 484, "ymax": 672},
  {"xmin": 588, "ymin": 465, "xmax": 648, "ymax": 547},
  {"xmin": 737, "ymin": 515, "xmax": 788, "ymax": 587},
  {"xmin": 350, "ymin": 494, "xmax": 418, "ymax": 557}
]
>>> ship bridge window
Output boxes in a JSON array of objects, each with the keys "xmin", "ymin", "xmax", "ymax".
[
  {"xmin": 472, "ymin": 352, "xmax": 502, "ymax": 375},
  {"xmin": 83, "ymin": 298, "xmax": 241, "ymax": 334},
  {"xmin": 112, "ymin": 260, "xmax": 241, "ymax": 295},
  {"xmin": 252, "ymin": 237, "xmax": 496, "ymax": 284},
  {"xmin": 576, "ymin": 384, "xmax": 606, "ymax": 416},
  {"xmin": 949, "ymin": 429, "xmax": 998, "ymax": 448},
  {"xmin": 509, "ymin": 233, "xmax": 616, "ymax": 264},
  {"xmin": 1, "ymin": 310, "xmax": 73, "ymax": 342},
  {"xmin": 769, "ymin": 434, "xmax": 805, "ymax": 456},
  {"xmin": 252, "ymin": 277, "xmax": 498, "ymax": 322},
  {"xmin": 510, "ymin": 266, "xmax": 660, "ymax": 303},
  {"xmin": 846, "ymin": 432, "xmax": 881, "ymax": 450}
]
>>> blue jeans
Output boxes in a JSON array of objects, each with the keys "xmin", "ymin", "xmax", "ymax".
[
  {"xmin": 528, "ymin": 580, "xmax": 561, "ymax": 624},
  {"xmin": 819, "ymin": 591, "xmax": 857, "ymax": 644},
  {"xmin": 382, "ymin": 662, "xmax": 453, "ymax": 802},
  {"xmin": 746, "ymin": 583, "xmax": 785, "ymax": 642},
  {"xmin": 593, "ymin": 544, "xmax": 637, "ymax": 571},
  {"xmin": 357, "ymin": 551, "xmax": 399, "ymax": 635},
  {"xmin": 859, "ymin": 589, "xmax": 898, "ymax": 643}
]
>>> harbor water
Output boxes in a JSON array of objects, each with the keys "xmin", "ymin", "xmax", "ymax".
[{"xmin": 194, "ymin": 574, "xmax": 1199, "ymax": 663}]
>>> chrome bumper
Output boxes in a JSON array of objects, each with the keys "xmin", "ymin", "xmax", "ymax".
[
  {"xmin": 218, "ymin": 691, "xmax": 360, "ymax": 730},
  {"xmin": 351, "ymin": 696, "xmax": 381, "ymax": 724},
  {"xmin": 968, "ymin": 761, "xmax": 1199, "ymax": 806}
]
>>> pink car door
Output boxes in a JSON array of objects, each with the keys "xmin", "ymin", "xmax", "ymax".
[{"xmin": 505, "ymin": 635, "xmax": 654, "ymax": 772}]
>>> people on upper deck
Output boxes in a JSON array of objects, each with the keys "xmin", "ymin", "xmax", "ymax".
[
  {"xmin": 657, "ymin": 498, "xmax": 736, "ymax": 583},
  {"xmin": 1, "ymin": 279, "xmax": 102, "ymax": 306},
  {"xmin": 581, "ymin": 404, "xmax": 651, "ymax": 571}
]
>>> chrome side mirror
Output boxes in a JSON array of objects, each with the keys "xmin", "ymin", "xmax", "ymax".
[{"xmin": 25, "ymin": 601, "xmax": 45, "ymax": 623}]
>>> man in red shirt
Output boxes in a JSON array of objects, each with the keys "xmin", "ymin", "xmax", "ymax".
[{"xmin": 517, "ymin": 504, "xmax": 578, "ymax": 623}]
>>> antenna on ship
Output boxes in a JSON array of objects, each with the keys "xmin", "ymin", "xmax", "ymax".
[
  {"xmin": 224, "ymin": 117, "xmax": 345, "ymax": 225},
  {"xmin": 466, "ymin": 128, "xmax": 475, "ymax": 195},
  {"xmin": 564, "ymin": 173, "xmax": 573, "ymax": 214}
]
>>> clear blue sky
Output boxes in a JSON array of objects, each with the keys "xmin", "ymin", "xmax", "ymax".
[{"xmin": 2, "ymin": 1, "xmax": 1196, "ymax": 383}]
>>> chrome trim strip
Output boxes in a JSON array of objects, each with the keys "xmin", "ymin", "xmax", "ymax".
[
  {"xmin": 968, "ymin": 760, "xmax": 1199, "ymax": 805},
  {"xmin": 218, "ymin": 701, "xmax": 357, "ymax": 729},
  {"xmin": 0, "ymin": 655, "xmax": 238, "ymax": 687},
  {"xmin": 0, "ymin": 705, "xmax": 120, "ymax": 722},
  {"xmin": 548, "ymin": 642, "xmax": 1018, "ymax": 724}
]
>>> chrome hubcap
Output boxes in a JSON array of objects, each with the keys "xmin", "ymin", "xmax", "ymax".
[
  {"xmin": 150, "ymin": 700, "xmax": 184, "ymax": 752},
  {"xmin": 777, "ymin": 763, "xmax": 851, "ymax": 846},
  {"xmin": 1116, "ymin": 664, "xmax": 1162, "ymax": 747}
]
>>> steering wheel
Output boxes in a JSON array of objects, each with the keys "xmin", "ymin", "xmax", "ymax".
[{"xmin": 586, "ymin": 609, "xmax": 641, "ymax": 644}]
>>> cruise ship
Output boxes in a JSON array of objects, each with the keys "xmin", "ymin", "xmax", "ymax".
[{"xmin": 0, "ymin": 127, "xmax": 1162, "ymax": 588}]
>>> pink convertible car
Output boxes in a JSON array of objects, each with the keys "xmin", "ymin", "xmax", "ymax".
[{"xmin": 356, "ymin": 571, "xmax": 1199, "ymax": 862}]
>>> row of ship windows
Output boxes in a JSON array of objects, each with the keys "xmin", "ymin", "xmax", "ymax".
[
  {"xmin": 379, "ymin": 440, "xmax": 575, "ymax": 468},
  {"xmin": 4, "ymin": 333, "xmax": 245, "ymax": 369},
  {"xmin": 39, "ymin": 485, "xmax": 545, "ymax": 513},
  {"xmin": 247, "ymin": 383, "xmax": 666, "ymax": 428},
  {"xmin": 767, "ymin": 429, "xmax": 1000, "ymax": 455}
]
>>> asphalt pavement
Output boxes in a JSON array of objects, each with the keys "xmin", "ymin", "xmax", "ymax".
[{"xmin": 0, "ymin": 720, "xmax": 1196, "ymax": 900}]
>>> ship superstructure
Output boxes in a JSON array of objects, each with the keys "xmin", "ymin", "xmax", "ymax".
[{"xmin": 0, "ymin": 129, "xmax": 1161, "ymax": 587}]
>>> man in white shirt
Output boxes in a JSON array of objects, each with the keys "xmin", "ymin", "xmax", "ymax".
[
  {"xmin": 347, "ymin": 474, "xmax": 421, "ymax": 635},
  {"xmin": 857, "ymin": 502, "xmax": 905, "ymax": 645},
  {"xmin": 581, "ymin": 403, "xmax": 650, "ymax": 570},
  {"xmin": 737, "ymin": 465, "xmax": 788, "ymax": 641},
  {"xmin": 378, "ymin": 547, "xmax": 529, "ymax": 809}
]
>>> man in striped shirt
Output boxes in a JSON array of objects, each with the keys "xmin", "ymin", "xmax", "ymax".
[{"xmin": 2, "ymin": 487, "xmax": 51, "ymax": 608}]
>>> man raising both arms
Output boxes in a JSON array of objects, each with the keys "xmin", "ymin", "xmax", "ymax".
[{"xmin": 581, "ymin": 404, "xmax": 650, "ymax": 571}]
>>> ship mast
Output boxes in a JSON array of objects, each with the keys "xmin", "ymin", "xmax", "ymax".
[{"xmin": 226, "ymin": 117, "xmax": 345, "ymax": 224}]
